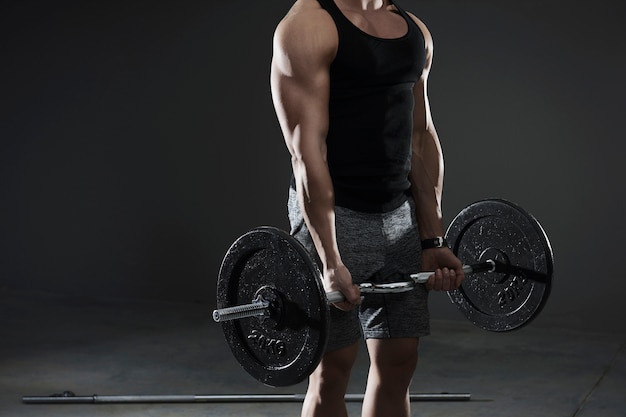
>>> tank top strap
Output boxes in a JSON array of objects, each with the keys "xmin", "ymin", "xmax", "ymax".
[{"xmin": 316, "ymin": 0, "xmax": 344, "ymax": 21}]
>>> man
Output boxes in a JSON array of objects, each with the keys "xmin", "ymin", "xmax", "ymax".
[{"xmin": 270, "ymin": 0, "xmax": 465, "ymax": 416}]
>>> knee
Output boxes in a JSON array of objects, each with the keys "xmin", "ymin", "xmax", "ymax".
[
  {"xmin": 368, "ymin": 339, "xmax": 419, "ymax": 386},
  {"xmin": 374, "ymin": 351, "xmax": 417, "ymax": 381},
  {"xmin": 308, "ymin": 346, "xmax": 357, "ymax": 396},
  {"xmin": 310, "ymin": 357, "xmax": 352, "ymax": 390}
]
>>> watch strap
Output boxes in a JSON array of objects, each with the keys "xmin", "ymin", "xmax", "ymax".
[{"xmin": 421, "ymin": 237, "xmax": 448, "ymax": 250}]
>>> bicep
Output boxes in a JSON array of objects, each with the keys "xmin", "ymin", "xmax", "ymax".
[
  {"xmin": 271, "ymin": 64, "xmax": 330, "ymax": 160},
  {"xmin": 409, "ymin": 15, "xmax": 435, "ymax": 137},
  {"xmin": 270, "ymin": 20, "xmax": 335, "ymax": 160},
  {"xmin": 409, "ymin": 17, "xmax": 443, "ymax": 179}
]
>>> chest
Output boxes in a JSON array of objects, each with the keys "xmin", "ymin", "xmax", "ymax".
[
  {"xmin": 330, "ymin": 18, "xmax": 425, "ymax": 86},
  {"xmin": 340, "ymin": 8, "xmax": 409, "ymax": 39}
]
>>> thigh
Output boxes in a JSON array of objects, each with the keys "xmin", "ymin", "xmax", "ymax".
[
  {"xmin": 361, "ymin": 199, "xmax": 430, "ymax": 339},
  {"xmin": 366, "ymin": 337, "xmax": 419, "ymax": 369},
  {"xmin": 360, "ymin": 282, "xmax": 430, "ymax": 339}
]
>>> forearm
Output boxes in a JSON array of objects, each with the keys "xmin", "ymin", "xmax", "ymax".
[
  {"xmin": 409, "ymin": 126, "xmax": 445, "ymax": 239},
  {"xmin": 292, "ymin": 155, "xmax": 343, "ymax": 270}
]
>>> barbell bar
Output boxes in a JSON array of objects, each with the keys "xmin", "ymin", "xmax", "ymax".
[
  {"xmin": 212, "ymin": 261, "xmax": 497, "ymax": 322},
  {"xmin": 22, "ymin": 391, "xmax": 471, "ymax": 404}
]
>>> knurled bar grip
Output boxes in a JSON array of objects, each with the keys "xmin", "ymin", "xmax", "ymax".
[
  {"xmin": 326, "ymin": 261, "xmax": 495, "ymax": 303},
  {"xmin": 212, "ymin": 261, "xmax": 495, "ymax": 322},
  {"xmin": 212, "ymin": 297, "xmax": 270, "ymax": 322}
]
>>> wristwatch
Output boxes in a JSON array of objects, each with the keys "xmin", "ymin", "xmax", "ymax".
[{"xmin": 421, "ymin": 236, "xmax": 448, "ymax": 250}]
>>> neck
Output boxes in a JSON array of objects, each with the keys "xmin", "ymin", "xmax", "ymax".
[{"xmin": 337, "ymin": 0, "xmax": 388, "ymax": 11}]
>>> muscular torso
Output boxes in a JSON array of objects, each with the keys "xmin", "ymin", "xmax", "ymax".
[{"xmin": 294, "ymin": 0, "xmax": 426, "ymax": 212}]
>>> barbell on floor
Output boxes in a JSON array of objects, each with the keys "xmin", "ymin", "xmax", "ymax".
[
  {"xmin": 22, "ymin": 391, "xmax": 471, "ymax": 404},
  {"xmin": 214, "ymin": 199, "xmax": 554, "ymax": 387}
]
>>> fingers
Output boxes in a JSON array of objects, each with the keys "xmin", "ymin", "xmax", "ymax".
[
  {"xmin": 331, "ymin": 283, "xmax": 361, "ymax": 311},
  {"xmin": 454, "ymin": 268, "xmax": 465, "ymax": 289},
  {"xmin": 426, "ymin": 267, "xmax": 464, "ymax": 292},
  {"xmin": 324, "ymin": 264, "xmax": 360, "ymax": 311}
]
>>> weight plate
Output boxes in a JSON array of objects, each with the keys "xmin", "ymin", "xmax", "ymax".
[
  {"xmin": 445, "ymin": 199, "xmax": 553, "ymax": 332},
  {"xmin": 216, "ymin": 227, "xmax": 329, "ymax": 387}
]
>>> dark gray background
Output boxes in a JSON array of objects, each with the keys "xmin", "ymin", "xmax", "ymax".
[{"xmin": 2, "ymin": 0, "xmax": 625, "ymax": 332}]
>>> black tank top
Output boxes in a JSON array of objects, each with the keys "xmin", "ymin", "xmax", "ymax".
[{"xmin": 317, "ymin": 0, "xmax": 426, "ymax": 212}]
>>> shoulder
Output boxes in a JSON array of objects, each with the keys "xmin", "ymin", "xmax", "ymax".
[
  {"xmin": 405, "ymin": 12, "xmax": 434, "ymax": 69},
  {"xmin": 273, "ymin": 0, "xmax": 338, "ymax": 64},
  {"xmin": 405, "ymin": 12, "xmax": 433, "ymax": 49}
]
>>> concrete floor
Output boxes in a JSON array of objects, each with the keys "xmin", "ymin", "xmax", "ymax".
[{"xmin": 1, "ymin": 289, "xmax": 624, "ymax": 417}]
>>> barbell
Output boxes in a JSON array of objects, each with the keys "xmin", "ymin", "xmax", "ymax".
[
  {"xmin": 213, "ymin": 261, "xmax": 497, "ymax": 322},
  {"xmin": 213, "ymin": 199, "xmax": 553, "ymax": 387},
  {"xmin": 22, "ymin": 391, "xmax": 472, "ymax": 404}
]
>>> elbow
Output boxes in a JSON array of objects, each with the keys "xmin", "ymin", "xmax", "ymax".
[
  {"xmin": 290, "ymin": 155, "xmax": 334, "ymax": 205},
  {"xmin": 290, "ymin": 154, "xmax": 308, "ymax": 179}
]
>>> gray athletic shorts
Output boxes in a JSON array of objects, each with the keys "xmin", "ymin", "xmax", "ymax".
[{"xmin": 287, "ymin": 189, "xmax": 430, "ymax": 352}]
